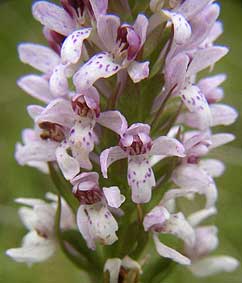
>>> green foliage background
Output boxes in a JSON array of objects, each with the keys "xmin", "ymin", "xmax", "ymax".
[{"xmin": 0, "ymin": 0, "xmax": 242, "ymax": 282}]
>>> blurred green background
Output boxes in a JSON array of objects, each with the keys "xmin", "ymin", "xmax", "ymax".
[{"xmin": 0, "ymin": 0, "xmax": 242, "ymax": 282}]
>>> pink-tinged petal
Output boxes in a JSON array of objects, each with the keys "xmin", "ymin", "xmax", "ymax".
[
  {"xmin": 163, "ymin": 11, "xmax": 192, "ymax": 45},
  {"xmin": 56, "ymin": 143, "xmax": 80, "ymax": 180},
  {"xmin": 187, "ymin": 47, "xmax": 229, "ymax": 76},
  {"xmin": 100, "ymin": 146, "xmax": 128, "ymax": 178},
  {"xmin": 128, "ymin": 156, "xmax": 155, "ymax": 204},
  {"xmin": 15, "ymin": 197, "xmax": 45, "ymax": 207},
  {"xmin": 210, "ymin": 104, "xmax": 238, "ymax": 126},
  {"xmin": 133, "ymin": 14, "xmax": 149, "ymax": 47},
  {"xmin": 103, "ymin": 187, "xmax": 125, "ymax": 208},
  {"xmin": 209, "ymin": 133, "xmax": 235, "ymax": 150},
  {"xmin": 26, "ymin": 161, "xmax": 49, "ymax": 174},
  {"xmin": 17, "ymin": 75, "xmax": 53, "ymax": 103},
  {"xmin": 189, "ymin": 256, "xmax": 239, "ymax": 277},
  {"xmin": 97, "ymin": 111, "xmax": 128, "ymax": 135},
  {"xmin": 73, "ymin": 52, "xmax": 121, "ymax": 91},
  {"xmin": 143, "ymin": 206, "xmax": 170, "ymax": 232},
  {"xmin": 89, "ymin": 0, "xmax": 108, "ymax": 18},
  {"xmin": 150, "ymin": 136, "xmax": 185, "ymax": 157},
  {"xmin": 76, "ymin": 206, "xmax": 96, "ymax": 250},
  {"xmin": 36, "ymin": 98, "xmax": 74, "ymax": 128},
  {"xmin": 97, "ymin": 15, "xmax": 120, "ymax": 51},
  {"xmin": 104, "ymin": 258, "xmax": 122, "ymax": 283},
  {"xmin": 82, "ymin": 86, "xmax": 100, "ymax": 109},
  {"xmin": 15, "ymin": 140, "xmax": 58, "ymax": 165},
  {"xmin": 202, "ymin": 20, "xmax": 223, "ymax": 47},
  {"xmin": 187, "ymin": 207, "xmax": 217, "ymax": 227},
  {"xmin": 185, "ymin": 226, "xmax": 218, "ymax": 259},
  {"xmin": 6, "ymin": 231, "xmax": 56, "ymax": 265},
  {"xmin": 61, "ymin": 28, "xmax": 92, "ymax": 64},
  {"xmin": 32, "ymin": 1, "xmax": 75, "ymax": 36},
  {"xmin": 126, "ymin": 123, "xmax": 151, "ymax": 136},
  {"xmin": 178, "ymin": 0, "xmax": 212, "ymax": 18},
  {"xmin": 172, "ymin": 164, "xmax": 212, "ymax": 188},
  {"xmin": 27, "ymin": 105, "xmax": 44, "ymax": 120},
  {"xmin": 18, "ymin": 43, "xmax": 60, "ymax": 73},
  {"xmin": 127, "ymin": 61, "xmax": 150, "ymax": 83},
  {"xmin": 198, "ymin": 74, "xmax": 226, "ymax": 95},
  {"xmin": 153, "ymin": 234, "xmax": 191, "ymax": 265},
  {"xmin": 180, "ymin": 84, "xmax": 212, "ymax": 129},
  {"xmin": 199, "ymin": 159, "xmax": 225, "ymax": 178},
  {"xmin": 71, "ymin": 172, "xmax": 99, "ymax": 190},
  {"xmin": 49, "ymin": 64, "xmax": 68, "ymax": 97},
  {"xmin": 183, "ymin": 4, "xmax": 220, "ymax": 50},
  {"xmin": 165, "ymin": 52, "xmax": 189, "ymax": 92}
]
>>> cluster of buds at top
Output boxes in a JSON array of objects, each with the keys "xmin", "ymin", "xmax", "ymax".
[{"xmin": 7, "ymin": 0, "xmax": 239, "ymax": 282}]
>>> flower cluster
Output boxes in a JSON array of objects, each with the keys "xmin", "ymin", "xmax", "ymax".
[{"xmin": 7, "ymin": 0, "xmax": 239, "ymax": 282}]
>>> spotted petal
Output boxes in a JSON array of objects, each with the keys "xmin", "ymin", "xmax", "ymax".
[
  {"xmin": 128, "ymin": 156, "xmax": 155, "ymax": 203},
  {"xmin": 49, "ymin": 64, "xmax": 69, "ymax": 97},
  {"xmin": 61, "ymin": 28, "xmax": 92, "ymax": 64},
  {"xmin": 73, "ymin": 52, "xmax": 121, "ymax": 91},
  {"xmin": 163, "ymin": 11, "xmax": 192, "ymax": 45},
  {"xmin": 179, "ymin": 84, "xmax": 212, "ymax": 129}
]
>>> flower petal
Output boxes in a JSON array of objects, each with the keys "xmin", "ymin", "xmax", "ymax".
[
  {"xmin": 178, "ymin": 0, "xmax": 212, "ymax": 18},
  {"xmin": 187, "ymin": 46, "xmax": 229, "ymax": 76},
  {"xmin": 103, "ymin": 187, "xmax": 125, "ymax": 208},
  {"xmin": 36, "ymin": 98, "xmax": 74, "ymax": 128},
  {"xmin": 187, "ymin": 207, "xmax": 217, "ymax": 227},
  {"xmin": 127, "ymin": 61, "xmax": 150, "ymax": 83},
  {"xmin": 18, "ymin": 43, "xmax": 60, "ymax": 73},
  {"xmin": 32, "ymin": 1, "xmax": 75, "ymax": 36},
  {"xmin": 128, "ymin": 156, "xmax": 155, "ymax": 203},
  {"xmin": 73, "ymin": 52, "xmax": 121, "ymax": 91},
  {"xmin": 90, "ymin": 0, "xmax": 108, "ymax": 18},
  {"xmin": 185, "ymin": 226, "xmax": 218, "ymax": 259},
  {"xmin": 189, "ymin": 256, "xmax": 239, "ymax": 277},
  {"xmin": 56, "ymin": 143, "xmax": 80, "ymax": 180},
  {"xmin": 97, "ymin": 110, "xmax": 128, "ymax": 135},
  {"xmin": 199, "ymin": 159, "xmax": 225, "ymax": 178},
  {"xmin": 150, "ymin": 136, "xmax": 185, "ymax": 157},
  {"xmin": 6, "ymin": 231, "xmax": 56, "ymax": 265},
  {"xmin": 61, "ymin": 28, "xmax": 92, "ymax": 64},
  {"xmin": 49, "ymin": 64, "xmax": 69, "ymax": 97},
  {"xmin": 210, "ymin": 104, "xmax": 238, "ymax": 126},
  {"xmin": 76, "ymin": 206, "xmax": 96, "ymax": 250},
  {"xmin": 163, "ymin": 212, "xmax": 195, "ymax": 246},
  {"xmin": 153, "ymin": 234, "xmax": 191, "ymax": 265},
  {"xmin": 97, "ymin": 15, "xmax": 120, "ymax": 51},
  {"xmin": 100, "ymin": 146, "xmax": 128, "ymax": 178},
  {"xmin": 17, "ymin": 75, "xmax": 53, "ymax": 103},
  {"xmin": 143, "ymin": 206, "xmax": 170, "ymax": 232},
  {"xmin": 209, "ymin": 133, "xmax": 235, "ymax": 149},
  {"xmin": 179, "ymin": 84, "xmax": 212, "ymax": 129},
  {"xmin": 164, "ymin": 11, "xmax": 192, "ymax": 45},
  {"xmin": 133, "ymin": 14, "xmax": 149, "ymax": 47}
]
